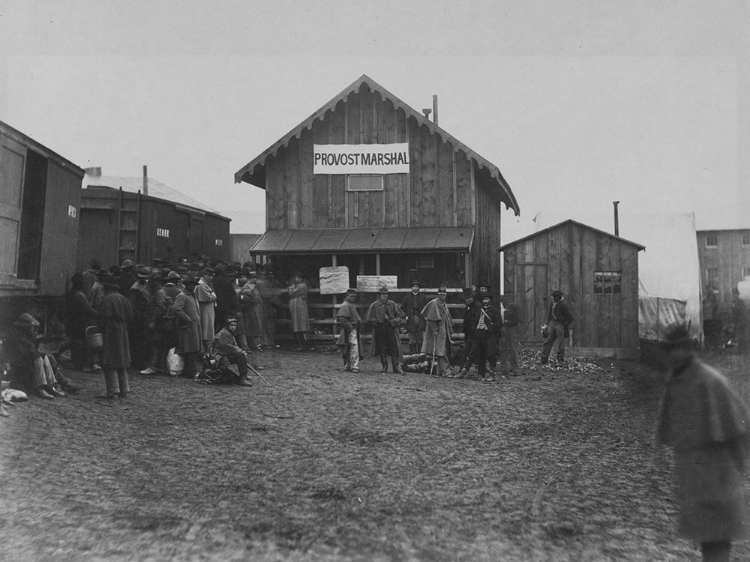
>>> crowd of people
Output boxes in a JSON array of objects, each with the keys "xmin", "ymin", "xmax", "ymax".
[
  {"xmin": 2, "ymin": 256, "xmax": 305, "ymax": 399},
  {"xmin": 2, "ymin": 257, "xmax": 579, "ymax": 398}
]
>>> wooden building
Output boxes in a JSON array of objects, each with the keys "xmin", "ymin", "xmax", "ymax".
[
  {"xmin": 0, "ymin": 120, "xmax": 84, "ymax": 333},
  {"xmin": 501, "ymin": 220, "xmax": 644, "ymax": 359},
  {"xmin": 77, "ymin": 169, "xmax": 230, "ymax": 270},
  {"xmin": 235, "ymin": 75, "xmax": 520, "ymax": 340}
]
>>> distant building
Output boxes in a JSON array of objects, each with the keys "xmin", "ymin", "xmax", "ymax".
[{"xmin": 696, "ymin": 228, "xmax": 750, "ymax": 317}]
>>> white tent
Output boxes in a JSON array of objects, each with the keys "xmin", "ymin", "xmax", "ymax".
[{"xmin": 504, "ymin": 209, "xmax": 703, "ymax": 343}]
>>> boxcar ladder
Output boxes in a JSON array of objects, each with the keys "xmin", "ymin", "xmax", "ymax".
[{"xmin": 117, "ymin": 187, "xmax": 140, "ymax": 265}]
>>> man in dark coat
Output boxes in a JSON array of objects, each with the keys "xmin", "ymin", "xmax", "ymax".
[
  {"xmin": 657, "ymin": 323, "xmax": 750, "ymax": 562},
  {"xmin": 139, "ymin": 275, "xmax": 169, "ymax": 375},
  {"xmin": 98, "ymin": 275, "xmax": 134, "ymax": 398},
  {"xmin": 171, "ymin": 276, "xmax": 202, "ymax": 378},
  {"xmin": 64, "ymin": 271, "xmax": 97, "ymax": 372},
  {"xmin": 456, "ymin": 293, "xmax": 503, "ymax": 381},
  {"xmin": 365, "ymin": 287, "xmax": 405, "ymax": 374},
  {"xmin": 401, "ymin": 279, "xmax": 427, "ymax": 354},
  {"xmin": 212, "ymin": 263, "xmax": 237, "ymax": 334},
  {"xmin": 128, "ymin": 265, "xmax": 151, "ymax": 369},
  {"xmin": 540, "ymin": 289, "xmax": 574, "ymax": 364},
  {"xmin": 119, "ymin": 259, "xmax": 136, "ymax": 295}
]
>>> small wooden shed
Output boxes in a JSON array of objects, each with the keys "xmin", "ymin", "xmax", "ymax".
[{"xmin": 500, "ymin": 220, "xmax": 644, "ymax": 359}]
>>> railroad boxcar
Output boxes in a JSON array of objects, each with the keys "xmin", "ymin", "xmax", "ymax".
[{"xmin": 0, "ymin": 120, "xmax": 84, "ymax": 337}]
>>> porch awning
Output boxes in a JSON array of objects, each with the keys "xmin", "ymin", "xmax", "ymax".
[{"xmin": 251, "ymin": 228, "xmax": 474, "ymax": 254}]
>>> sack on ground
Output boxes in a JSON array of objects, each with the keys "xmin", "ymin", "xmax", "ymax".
[{"xmin": 166, "ymin": 348, "xmax": 184, "ymax": 376}]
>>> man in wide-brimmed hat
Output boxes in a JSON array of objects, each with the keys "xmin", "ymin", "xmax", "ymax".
[
  {"xmin": 365, "ymin": 286, "xmax": 405, "ymax": 374},
  {"xmin": 656, "ymin": 322, "xmax": 750, "ymax": 562},
  {"xmin": 336, "ymin": 289, "xmax": 362, "ymax": 373}
]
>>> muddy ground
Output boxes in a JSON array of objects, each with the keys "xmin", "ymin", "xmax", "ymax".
[{"xmin": 1, "ymin": 346, "xmax": 750, "ymax": 562}]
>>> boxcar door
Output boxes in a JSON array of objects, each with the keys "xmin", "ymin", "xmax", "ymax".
[
  {"xmin": 515, "ymin": 264, "xmax": 548, "ymax": 344},
  {"xmin": 0, "ymin": 134, "xmax": 27, "ymax": 285}
]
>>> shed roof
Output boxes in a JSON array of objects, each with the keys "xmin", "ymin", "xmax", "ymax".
[
  {"xmin": 235, "ymin": 74, "xmax": 519, "ymax": 216},
  {"xmin": 251, "ymin": 227, "xmax": 474, "ymax": 254},
  {"xmin": 499, "ymin": 219, "xmax": 645, "ymax": 251},
  {"xmin": 83, "ymin": 172, "xmax": 225, "ymax": 218}
]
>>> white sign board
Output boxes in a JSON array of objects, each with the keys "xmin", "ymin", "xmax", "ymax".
[
  {"xmin": 313, "ymin": 143, "xmax": 410, "ymax": 174},
  {"xmin": 356, "ymin": 276, "xmax": 398, "ymax": 292},
  {"xmin": 319, "ymin": 266, "xmax": 350, "ymax": 295}
]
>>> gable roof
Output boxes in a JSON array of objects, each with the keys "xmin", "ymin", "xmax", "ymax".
[
  {"xmin": 235, "ymin": 74, "xmax": 520, "ymax": 216},
  {"xmin": 499, "ymin": 219, "xmax": 645, "ymax": 251}
]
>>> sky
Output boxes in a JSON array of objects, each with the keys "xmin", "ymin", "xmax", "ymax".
[{"xmin": 1, "ymin": 0, "xmax": 748, "ymax": 240}]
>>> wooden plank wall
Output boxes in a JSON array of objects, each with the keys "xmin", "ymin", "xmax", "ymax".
[
  {"xmin": 472, "ymin": 170, "xmax": 502, "ymax": 293},
  {"xmin": 264, "ymin": 88, "xmax": 479, "ymax": 231}
]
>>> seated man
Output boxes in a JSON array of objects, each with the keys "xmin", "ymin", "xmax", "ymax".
[
  {"xmin": 3, "ymin": 313, "xmax": 67, "ymax": 399},
  {"xmin": 210, "ymin": 315, "xmax": 253, "ymax": 387}
]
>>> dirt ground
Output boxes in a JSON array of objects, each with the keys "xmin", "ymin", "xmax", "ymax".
[{"xmin": 2, "ymin": 345, "xmax": 750, "ymax": 562}]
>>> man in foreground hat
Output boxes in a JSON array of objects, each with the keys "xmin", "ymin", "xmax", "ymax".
[
  {"xmin": 401, "ymin": 279, "xmax": 427, "ymax": 354},
  {"xmin": 365, "ymin": 287, "xmax": 405, "ymax": 374},
  {"xmin": 336, "ymin": 289, "xmax": 362, "ymax": 373},
  {"xmin": 540, "ymin": 289, "xmax": 574, "ymax": 365},
  {"xmin": 656, "ymin": 323, "xmax": 750, "ymax": 562},
  {"xmin": 210, "ymin": 315, "xmax": 252, "ymax": 386}
]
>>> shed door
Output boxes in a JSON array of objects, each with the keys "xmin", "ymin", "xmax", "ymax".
[
  {"xmin": 516, "ymin": 264, "xmax": 548, "ymax": 344},
  {"xmin": 0, "ymin": 134, "xmax": 27, "ymax": 283}
]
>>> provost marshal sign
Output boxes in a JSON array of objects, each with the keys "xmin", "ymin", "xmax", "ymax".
[{"xmin": 313, "ymin": 143, "xmax": 410, "ymax": 175}]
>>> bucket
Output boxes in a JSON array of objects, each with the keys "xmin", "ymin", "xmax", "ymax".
[{"xmin": 85, "ymin": 326, "xmax": 103, "ymax": 349}]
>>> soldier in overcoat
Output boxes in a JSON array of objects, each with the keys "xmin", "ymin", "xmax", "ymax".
[
  {"xmin": 421, "ymin": 286, "xmax": 453, "ymax": 377},
  {"xmin": 172, "ymin": 276, "xmax": 203, "ymax": 378},
  {"xmin": 656, "ymin": 323, "xmax": 750, "ymax": 562}
]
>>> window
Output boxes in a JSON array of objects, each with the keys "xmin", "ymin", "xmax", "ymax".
[
  {"xmin": 594, "ymin": 271, "xmax": 621, "ymax": 294},
  {"xmin": 347, "ymin": 175, "xmax": 383, "ymax": 192},
  {"xmin": 706, "ymin": 267, "xmax": 719, "ymax": 290},
  {"xmin": 742, "ymin": 232, "xmax": 750, "ymax": 246},
  {"xmin": 705, "ymin": 234, "xmax": 718, "ymax": 248}
]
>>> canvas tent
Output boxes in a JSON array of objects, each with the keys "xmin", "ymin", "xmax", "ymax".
[
  {"xmin": 508, "ymin": 210, "xmax": 703, "ymax": 344},
  {"xmin": 631, "ymin": 213, "xmax": 702, "ymax": 342}
]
